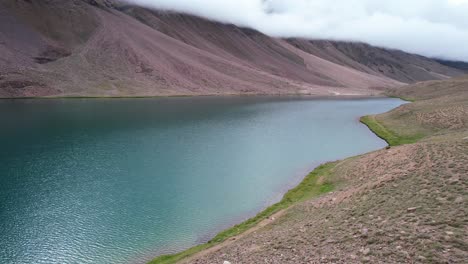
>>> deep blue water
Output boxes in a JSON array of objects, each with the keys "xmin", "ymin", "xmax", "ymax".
[{"xmin": 0, "ymin": 97, "xmax": 402, "ymax": 263}]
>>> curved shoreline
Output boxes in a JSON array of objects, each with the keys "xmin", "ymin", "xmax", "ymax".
[{"xmin": 148, "ymin": 99, "xmax": 406, "ymax": 264}]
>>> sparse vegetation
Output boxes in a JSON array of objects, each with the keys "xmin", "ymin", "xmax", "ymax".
[{"xmin": 360, "ymin": 115, "xmax": 423, "ymax": 146}]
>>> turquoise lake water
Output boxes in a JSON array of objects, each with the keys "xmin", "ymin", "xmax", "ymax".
[{"xmin": 0, "ymin": 97, "xmax": 403, "ymax": 263}]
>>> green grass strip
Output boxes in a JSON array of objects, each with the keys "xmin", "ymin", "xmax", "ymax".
[
  {"xmin": 386, "ymin": 94, "xmax": 416, "ymax": 102},
  {"xmin": 360, "ymin": 115, "xmax": 423, "ymax": 146},
  {"xmin": 149, "ymin": 162, "xmax": 338, "ymax": 264}
]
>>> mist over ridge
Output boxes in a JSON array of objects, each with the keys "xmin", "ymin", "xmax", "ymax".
[{"xmin": 126, "ymin": 0, "xmax": 468, "ymax": 61}]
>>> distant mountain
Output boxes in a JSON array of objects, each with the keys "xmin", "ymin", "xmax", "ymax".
[
  {"xmin": 0, "ymin": 0, "xmax": 464, "ymax": 97},
  {"xmin": 434, "ymin": 59, "xmax": 468, "ymax": 71}
]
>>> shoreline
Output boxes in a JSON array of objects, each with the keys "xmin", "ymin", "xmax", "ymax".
[
  {"xmin": 149, "ymin": 162, "xmax": 340, "ymax": 264},
  {"xmin": 156, "ymin": 76, "xmax": 468, "ymax": 263},
  {"xmin": 133, "ymin": 161, "xmax": 323, "ymax": 264},
  {"xmin": 0, "ymin": 92, "xmax": 387, "ymax": 100},
  {"xmin": 147, "ymin": 96, "xmax": 408, "ymax": 264}
]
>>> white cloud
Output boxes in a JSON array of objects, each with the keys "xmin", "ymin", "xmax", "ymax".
[{"xmin": 125, "ymin": 0, "xmax": 468, "ymax": 61}]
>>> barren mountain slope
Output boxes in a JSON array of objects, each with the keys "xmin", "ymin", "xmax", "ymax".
[
  {"xmin": 435, "ymin": 59, "xmax": 468, "ymax": 71},
  {"xmin": 0, "ymin": 0, "xmax": 464, "ymax": 97},
  {"xmin": 286, "ymin": 39, "xmax": 462, "ymax": 83}
]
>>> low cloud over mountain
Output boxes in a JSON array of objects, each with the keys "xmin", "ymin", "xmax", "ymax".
[{"xmin": 127, "ymin": 0, "xmax": 468, "ymax": 61}]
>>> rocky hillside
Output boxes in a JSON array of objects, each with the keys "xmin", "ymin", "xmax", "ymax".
[{"xmin": 0, "ymin": 0, "xmax": 465, "ymax": 97}]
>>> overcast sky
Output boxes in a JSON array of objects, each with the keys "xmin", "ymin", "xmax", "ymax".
[{"xmin": 126, "ymin": 0, "xmax": 468, "ymax": 61}]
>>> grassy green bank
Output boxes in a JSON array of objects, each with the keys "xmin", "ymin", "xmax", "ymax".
[
  {"xmin": 360, "ymin": 115, "xmax": 423, "ymax": 146},
  {"xmin": 150, "ymin": 162, "xmax": 338, "ymax": 264}
]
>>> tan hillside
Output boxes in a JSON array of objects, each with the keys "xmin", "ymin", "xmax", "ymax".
[{"xmin": 0, "ymin": 0, "xmax": 465, "ymax": 98}]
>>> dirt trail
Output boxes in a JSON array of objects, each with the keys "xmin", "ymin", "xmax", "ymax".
[{"xmin": 179, "ymin": 210, "xmax": 286, "ymax": 264}]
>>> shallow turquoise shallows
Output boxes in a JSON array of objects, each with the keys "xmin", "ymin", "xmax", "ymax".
[{"xmin": 0, "ymin": 97, "xmax": 403, "ymax": 264}]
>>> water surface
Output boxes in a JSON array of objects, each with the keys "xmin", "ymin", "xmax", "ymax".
[{"xmin": 0, "ymin": 97, "xmax": 403, "ymax": 263}]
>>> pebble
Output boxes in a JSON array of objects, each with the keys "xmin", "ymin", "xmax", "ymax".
[
  {"xmin": 361, "ymin": 228, "xmax": 369, "ymax": 237},
  {"xmin": 223, "ymin": 261, "xmax": 231, "ymax": 264},
  {"xmin": 362, "ymin": 248, "xmax": 370, "ymax": 255},
  {"xmin": 449, "ymin": 177, "xmax": 459, "ymax": 184}
]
